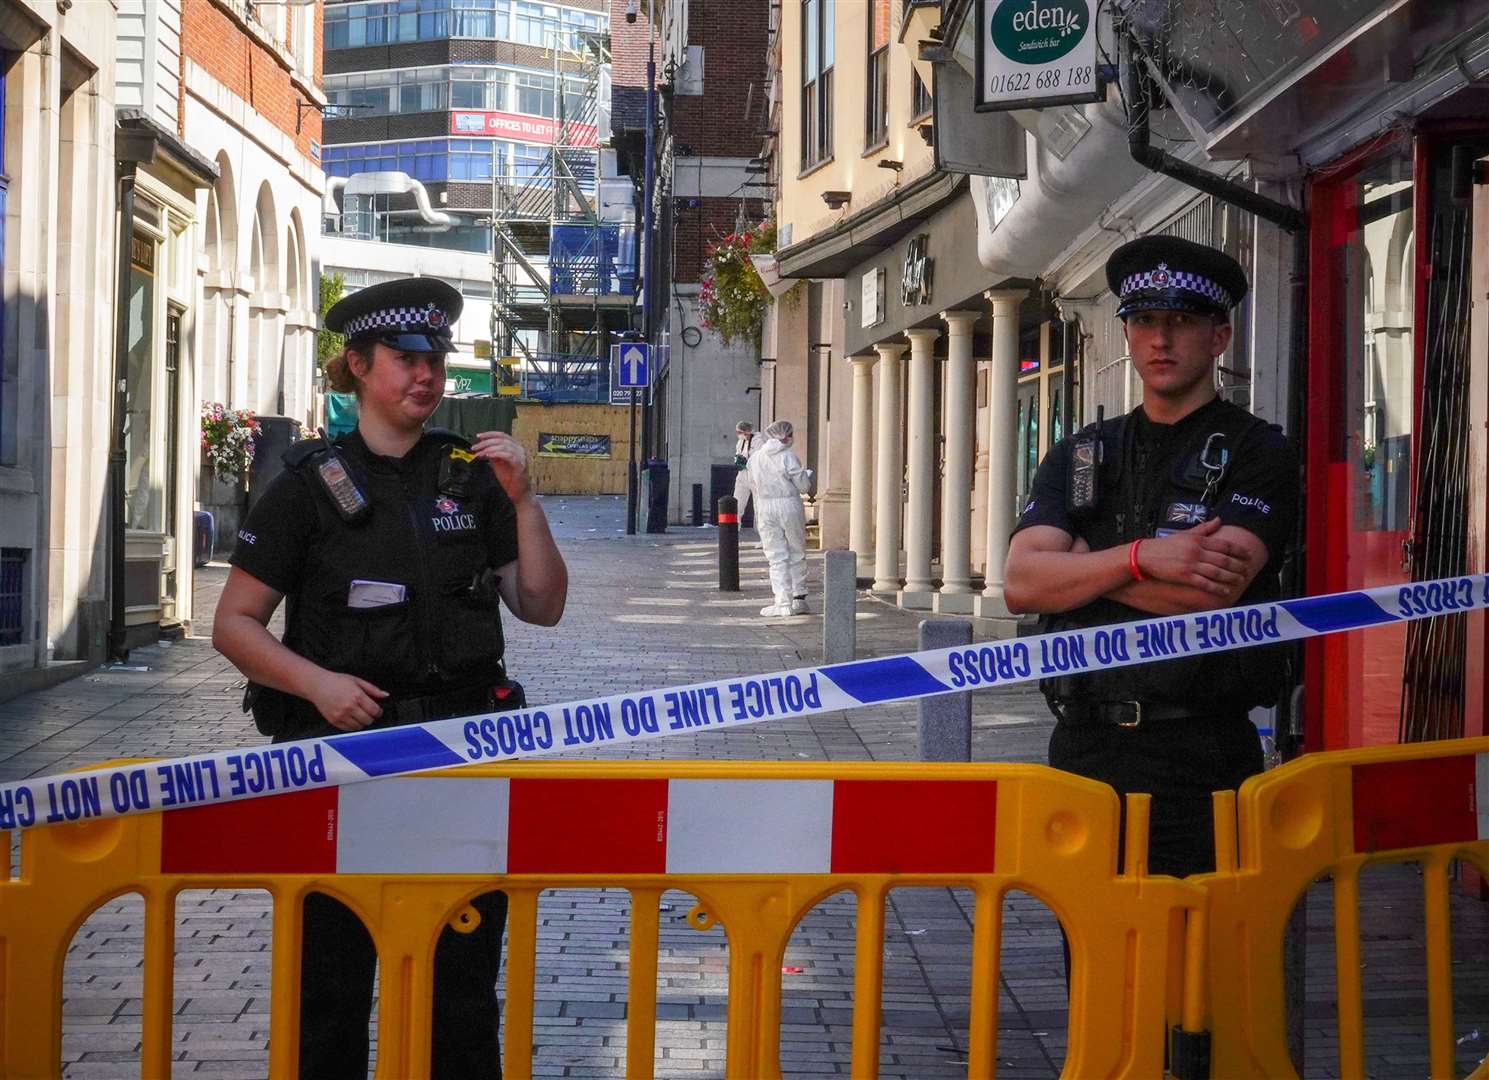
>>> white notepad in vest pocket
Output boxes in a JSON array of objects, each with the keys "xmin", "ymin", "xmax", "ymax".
[{"xmin": 348, "ymin": 580, "xmax": 407, "ymax": 609}]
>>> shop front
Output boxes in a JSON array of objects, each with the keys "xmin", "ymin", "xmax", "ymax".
[
  {"xmin": 1106, "ymin": 0, "xmax": 1489, "ymax": 752},
  {"xmin": 1306, "ymin": 126, "xmax": 1489, "ymax": 751},
  {"xmin": 118, "ymin": 120, "xmax": 217, "ymax": 644}
]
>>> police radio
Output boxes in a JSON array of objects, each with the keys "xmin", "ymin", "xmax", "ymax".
[
  {"xmin": 1067, "ymin": 406, "xmax": 1104, "ymax": 513},
  {"xmin": 307, "ymin": 431, "xmax": 371, "ymax": 524}
]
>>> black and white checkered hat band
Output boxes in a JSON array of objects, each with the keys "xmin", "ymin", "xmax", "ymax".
[
  {"xmin": 342, "ymin": 305, "xmax": 450, "ymax": 338},
  {"xmin": 1119, "ymin": 268, "xmax": 1231, "ymax": 309}
]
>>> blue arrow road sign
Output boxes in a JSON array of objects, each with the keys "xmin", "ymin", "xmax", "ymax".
[{"xmin": 618, "ymin": 343, "xmax": 650, "ymax": 388}]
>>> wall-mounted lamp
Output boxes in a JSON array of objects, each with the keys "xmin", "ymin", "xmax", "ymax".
[
  {"xmin": 624, "ymin": 0, "xmax": 638, "ymax": 22},
  {"xmin": 877, "ymin": 159, "xmax": 904, "ymax": 172},
  {"xmin": 821, "ymin": 190, "xmax": 851, "ymax": 209}
]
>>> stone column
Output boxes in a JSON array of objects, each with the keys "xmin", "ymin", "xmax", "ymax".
[
  {"xmin": 979, "ymin": 289, "xmax": 1026, "ymax": 617},
  {"xmin": 935, "ymin": 310, "xmax": 981, "ymax": 614},
  {"xmin": 899, "ymin": 327, "xmax": 941, "ymax": 609},
  {"xmin": 848, "ymin": 353, "xmax": 877, "ymax": 578},
  {"xmin": 871, "ymin": 341, "xmax": 907, "ymax": 593},
  {"xmin": 759, "ymin": 359, "xmax": 778, "ymax": 432}
]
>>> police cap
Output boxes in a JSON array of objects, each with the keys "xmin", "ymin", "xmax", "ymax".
[
  {"xmin": 324, "ymin": 277, "xmax": 462, "ymax": 354},
  {"xmin": 1106, "ymin": 236, "xmax": 1248, "ymax": 321}
]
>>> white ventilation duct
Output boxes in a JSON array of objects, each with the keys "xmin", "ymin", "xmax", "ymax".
[{"xmin": 338, "ymin": 171, "xmax": 457, "ymax": 228}]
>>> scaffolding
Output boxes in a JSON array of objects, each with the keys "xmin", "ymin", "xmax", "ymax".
[{"xmin": 487, "ymin": 27, "xmax": 634, "ymax": 401}]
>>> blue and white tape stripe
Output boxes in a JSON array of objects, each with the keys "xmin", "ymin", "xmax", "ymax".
[{"xmin": 2, "ymin": 575, "xmax": 1484, "ymax": 831}]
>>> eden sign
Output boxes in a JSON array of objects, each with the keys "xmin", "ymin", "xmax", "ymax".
[{"xmin": 975, "ymin": 0, "xmax": 1102, "ymax": 112}]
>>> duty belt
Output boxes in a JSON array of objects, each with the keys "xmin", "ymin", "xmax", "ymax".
[
  {"xmin": 1053, "ymin": 700, "xmax": 1244, "ymax": 729},
  {"xmin": 379, "ymin": 669, "xmax": 519, "ymax": 726}
]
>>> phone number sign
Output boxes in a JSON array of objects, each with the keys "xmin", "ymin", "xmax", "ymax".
[{"xmin": 975, "ymin": 0, "xmax": 1102, "ymax": 112}]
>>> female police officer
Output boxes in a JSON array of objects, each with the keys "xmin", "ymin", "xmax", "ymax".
[{"xmin": 213, "ymin": 277, "xmax": 567, "ymax": 1078}]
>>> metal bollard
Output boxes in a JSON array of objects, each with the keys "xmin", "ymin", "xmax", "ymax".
[
  {"xmin": 691, "ymin": 483, "xmax": 704, "ymax": 527},
  {"xmin": 917, "ymin": 619, "xmax": 972, "ymax": 761},
  {"xmin": 717, "ymin": 495, "xmax": 740, "ymax": 591},
  {"xmin": 823, "ymin": 549, "xmax": 857, "ymax": 663}
]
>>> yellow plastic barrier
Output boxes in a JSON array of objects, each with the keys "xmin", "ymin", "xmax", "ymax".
[
  {"xmin": 0, "ymin": 760, "xmax": 1200, "ymax": 1079},
  {"xmin": 1198, "ymin": 735, "xmax": 1489, "ymax": 1080}
]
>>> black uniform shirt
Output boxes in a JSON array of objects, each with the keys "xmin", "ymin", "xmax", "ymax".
[
  {"xmin": 1012, "ymin": 397, "xmax": 1299, "ymax": 708},
  {"xmin": 231, "ymin": 429, "xmax": 519, "ymax": 696},
  {"xmin": 1016, "ymin": 397, "xmax": 1296, "ymax": 567}
]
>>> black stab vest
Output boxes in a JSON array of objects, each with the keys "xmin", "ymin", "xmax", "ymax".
[
  {"xmin": 281, "ymin": 430, "xmax": 509, "ymax": 702},
  {"xmin": 1038, "ymin": 400, "xmax": 1289, "ymax": 711}
]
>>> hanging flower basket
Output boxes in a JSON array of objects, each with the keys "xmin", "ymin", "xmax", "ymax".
[
  {"xmin": 200, "ymin": 401, "xmax": 258, "ymax": 484},
  {"xmin": 698, "ymin": 222, "xmax": 777, "ymax": 346}
]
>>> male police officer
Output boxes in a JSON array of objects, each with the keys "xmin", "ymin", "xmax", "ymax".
[{"xmin": 1003, "ymin": 235, "xmax": 1298, "ymax": 878}]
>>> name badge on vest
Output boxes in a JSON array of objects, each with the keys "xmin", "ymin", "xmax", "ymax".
[{"xmin": 431, "ymin": 496, "xmax": 478, "ymax": 533}]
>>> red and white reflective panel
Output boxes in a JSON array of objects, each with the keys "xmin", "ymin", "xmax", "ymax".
[
  {"xmin": 1351, "ymin": 753, "xmax": 1489, "ymax": 854},
  {"xmin": 161, "ymin": 777, "xmax": 998, "ymax": 876}
]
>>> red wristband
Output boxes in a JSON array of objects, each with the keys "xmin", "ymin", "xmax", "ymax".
[{"xmin": 1128, "ymin": 539, "xmax": 1145, "ymax": 582}]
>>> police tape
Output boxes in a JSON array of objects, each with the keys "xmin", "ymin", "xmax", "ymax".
[{"xmin": 1, "ymin": 574, "xmax": 1484, "ymax": 831}]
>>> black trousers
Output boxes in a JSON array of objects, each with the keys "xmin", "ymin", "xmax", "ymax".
[
  {"xmin": 297, "ymin": 889, "xmax": 508, "ymax": 1079},
  {"xmin": 1047, "ymin": 709, "xmax": 1263, "ymax": 878}
]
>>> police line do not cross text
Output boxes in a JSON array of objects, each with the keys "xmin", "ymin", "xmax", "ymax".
[{"xmin": 0, "ymin": 574, "xmax": 1485, "ymax": 831}]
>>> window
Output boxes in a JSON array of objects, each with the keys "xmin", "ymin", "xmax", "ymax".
[
  {"xmin": 514, "ymin": 1, "xmax": 560, "ymax": 45},
  {"xmin": 800, "ymin": 0, "xmax": 834, "ymax": 168},
  {"xmin": 511, "ymin": 140, "xmax": 548, "ymax": 179},
  {"xmin": 562, "ymin": 8, "xmax": 602, "ymax": 50},
  {"xmin": 561, "ymin": 76, "xmax": 587, "ymax": 120},
  {"xmin": 515, "ymin": 71, "xmax": 555, "ymax": 117},
  {"xmin": 0, "ymin": 549, "xmax": 23, "ymax": 646},
  {"xmin": 324, "ymin": 0, "xmax": 578, "ymax": 47},
  {"xmin": 866, "ymin": 0, "xmax": 889, "ymax": 147},
  {"xmin": 450, "ymin": 138, "xmax": 497, "ymax": 180},
  {"xmin": 911, "ymin": 69, "xmax": 931, "ymax": 120},
  {"xmin": 124, "ymin": 228, "xmax": 160, "ymax": 532},
  {"xmin": 164, "ymin": 310, "xmax": 181, "ymax": 539}
]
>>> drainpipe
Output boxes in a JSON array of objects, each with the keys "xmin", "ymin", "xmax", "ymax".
[
  {"xmin": 108, "ymin": 167, "xmax": 139, "ymax": 662},
  {"xmin": 1122, "ymin": 34, "xmax": 1306, "ymax": 234}
]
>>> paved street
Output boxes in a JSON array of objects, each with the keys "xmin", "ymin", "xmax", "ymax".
[{"xmin": 1, "ymin": 496, "xmax": 1485, "ymax": 1077}]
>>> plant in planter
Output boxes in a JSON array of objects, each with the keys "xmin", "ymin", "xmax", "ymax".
[
  {"xmin": 698, "ymin": 222, "xmax": 777, "ymax": 345},
  {"xmin": 200, "ymin": 402, "xmax": 258, "ymax": 483}
]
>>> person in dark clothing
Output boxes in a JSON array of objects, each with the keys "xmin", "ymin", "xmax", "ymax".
[
  {"xmin": 1004, "ymin": 236, "xmax": 1298, "ymax": 879},
  {"xmin": 212, "ymin": 277, "xmax": 567, "ymax": 1078}
]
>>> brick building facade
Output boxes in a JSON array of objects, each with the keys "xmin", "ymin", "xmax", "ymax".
[
  {"xmin": 609, "ymin": 0, "xmax": 770, "ymax": 523},
  {"xmin": 109, "ymin": 0, "xmax": 325, "ymax": 643}
]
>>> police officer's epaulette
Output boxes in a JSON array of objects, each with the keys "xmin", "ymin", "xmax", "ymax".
[{"xmin": 282, "ymin": 437, "xmax": 331, "ymax": 469}]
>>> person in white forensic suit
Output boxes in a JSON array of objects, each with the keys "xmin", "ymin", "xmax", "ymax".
[
  {"xmin": 731, "ymin": 420, "xmax": 758, "ymax": 519},
  {"xmin": 747, "ymin": 420, "xmax": 814, "ymax": 616}
]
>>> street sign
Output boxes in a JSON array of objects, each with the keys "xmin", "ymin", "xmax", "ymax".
[
  {"xmin": 617, "ymin": 342, "xmax": 651, "ymax": 388},
  {"xmin": 609, "ymin": 345, "xmax": 636, "ymax": 405}
]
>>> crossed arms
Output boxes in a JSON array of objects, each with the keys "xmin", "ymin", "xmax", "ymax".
[{"xmin": 1003, "ymin": 516, "xmax": 1270, "ymax": 617}]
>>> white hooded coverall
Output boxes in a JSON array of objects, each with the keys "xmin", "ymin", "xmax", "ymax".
[
  {"xmin": 747, "ymin": 437, "xmax": 812, "ymax": 608},
  {"xmin": 732, "ymin": 431, "xmax": 757, "ymax": 514}
]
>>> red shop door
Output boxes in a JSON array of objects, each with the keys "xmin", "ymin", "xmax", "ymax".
[
  {"xmin": 1306, "ymin": 146, "xmax": 1419, "ymax": 751},
  {"xmin": 1307, "ymin": 135, "xmax": 1489, "ymax": 750}
]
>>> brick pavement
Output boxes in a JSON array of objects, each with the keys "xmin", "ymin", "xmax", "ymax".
[{"xmin": 1, "ymin": 495, "xmax": 1484, "ymax": 1076}]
